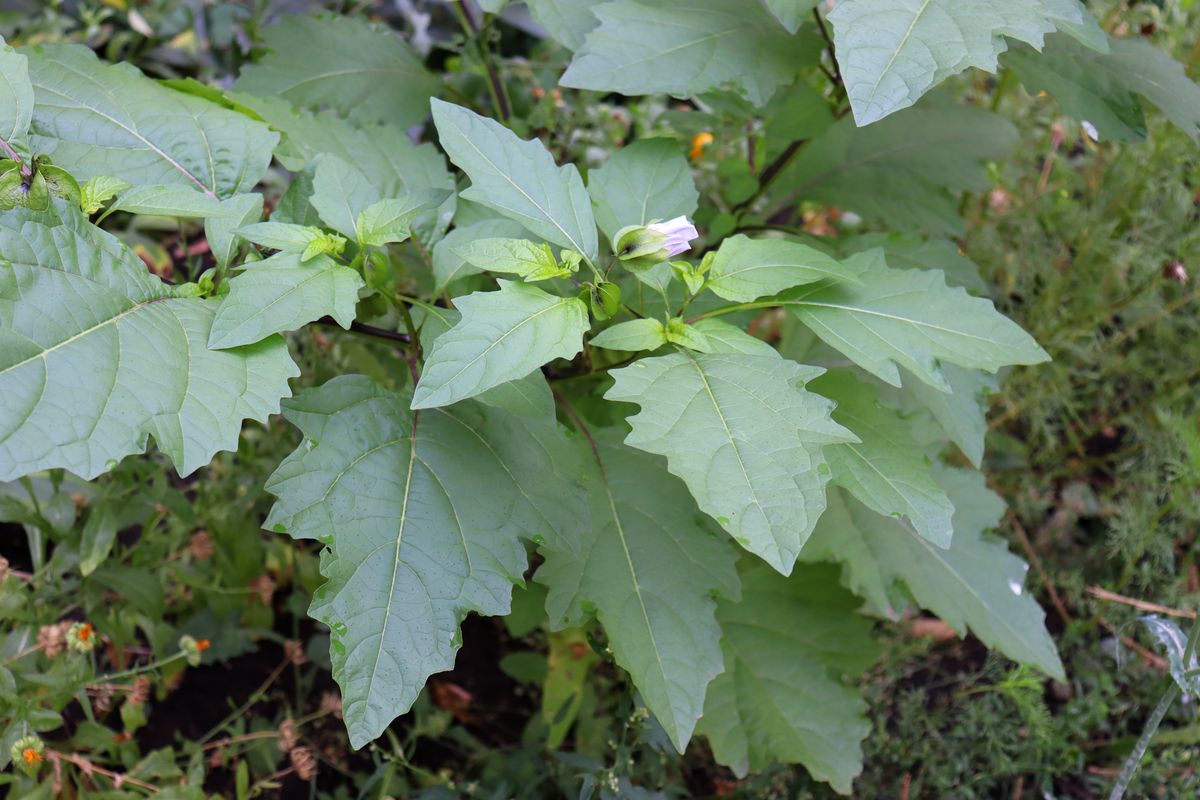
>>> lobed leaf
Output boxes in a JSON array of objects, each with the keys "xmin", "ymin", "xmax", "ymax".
[
  {"xmin": 0, "ymin": 202, "xmax": 297, "ymax": 480},
  {"xmin": 607, "ymin": 352, "xmax": 854, "ymax": 573},
  {"xmin": 265, "ymin": 376, "xmax": 588, "ymax": 747}
]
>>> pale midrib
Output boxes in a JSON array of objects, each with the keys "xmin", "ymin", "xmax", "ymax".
[
  {"xmin": 33, "ymin": 81, "xmax": 217, "ymax": 199},
  {"xmin": 0, "ymin": 295, "xmax": 168, "ymax": 378},
  {"xmin": 365, "ymin": 409, "xmax": 420, "ymax": 704},
  {"xmin": 862, "ymin": 0, "xmax": 934, "ymax": 104},
  {"xmin": 452, "ymin": 126, "xmax": 593, "ymax": 262},
  {"xmin": 793, "ymin": 299, "xmax": 996, "ymax": 345},
  {"xmin": 684, "ymin": 351, "xmax": 775, "ymax": 553}
]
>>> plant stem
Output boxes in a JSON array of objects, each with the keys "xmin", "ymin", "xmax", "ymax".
[
  {"xmin": 453, "ymin": 1, "xmax": 510, "ymax": 121},
  {"xmin": 1108, "ymin": 610, "xmax": 1200, "ymax": 799},
  {"xmin": 733, "ymin": 138, "xmax": 807, "ymax": 213},
  {"xmin": 88, "ymin": 651, "xmax": 186, "ymax": 685}
]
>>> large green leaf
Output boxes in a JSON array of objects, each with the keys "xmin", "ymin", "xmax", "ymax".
[
  {"xmin": 525, "ymin": 0, "xmax": 602, "ymax": 50},
  {"xmin": 782, "ymin": 250, "xmax": 1048, "ymax": 391},
  {"xmin": 827, "ymin": 0, "xmax": 1102, "ymax": 125},
  {"xmin": 704, "ymin": 235, "xmax": 860, "ymax": 303},
  {"xmin": 205, "ymin": 194, "xmax": 264, "ymax": 271},
  {"xmin": 431, "ymin": 99, "xmax": 596, "ymax": 260},
  {"xmin": 560, "ymin": 0, "xmax": 818, "ymax": 106},
  {"xmin": 803, "ymin": 471, "xmax": 1064, "ymax": 679},
  {"xmin": 412, "ymin": 280, "xmax": 589, "ymax": 409},
  {"xmin": 208, "ymin": 252, "xmax": 364, "ymax": 349},
  {"xmin": 234, "ymin": 96, "xmax": 455, "ymax": 240},
  {"xmin": 233, "ymin": 13, "xmax": 440, "ymax": 131},
  {"xmin": 0, "ymin": 36, "xmax": 32, "ymax": 145},
  {"xmin": 783, "ymin": 103, "xmax": 1017, "ymax": 235},
  {"xmin": 697, "ymin": 562, "xmax": 878, "ymax": 793},
  {"xmin": 265, "ymin": 375, "xmax": 589, "ymax": 748},
  {"xmin": 1004, "ymin": 35, "xmax": 1200, "ymax": 143},
  {"xmin": 309, "ymin": 155, "xmax": 377, "ymax": 241},
  {"xmin": 813, "ymin": 372, "xmax": 955, "ymax": 547},
  {"xmin": 536, "ymin": 430, "xmax": 741, "ymax": 751},
  {"xmin": 586, "ymin": 138, "xmax": 698, "ymax": 243},
  {"xmin": 0, "ymin": 202, "xmax": 297, "ymax": 481},
  {"xmin": 24, "ymin": 44, "xmax": 277, "ymax": 198},
  {"xmin": 607, "ymin": 352, "xmax": 853, "ymax": 573}
]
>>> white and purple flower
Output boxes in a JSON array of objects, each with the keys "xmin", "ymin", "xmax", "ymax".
[{"xmin": 613, "ymin": 215, "xmax": 699, "ymax": 267}]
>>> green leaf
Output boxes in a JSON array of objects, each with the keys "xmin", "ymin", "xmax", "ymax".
[
  {"xmin": 452, "ymin": 237, "xmax": 571, "ymax": 281},
  {"xmin": 542, "ymin": 628, "xmax": 599, "ymax": 749},
  {"xmin": 560, "ymin": 0, "xmax": 819, "ymax": 106},
  {"xmin": 265, "ymin": 375, "xmax": 589, "ymax": 747},
  {"xmin": 417, "ymin": 305, "xmax": 558, "ymax": 422},
  {"xmin": 1141, "ymin": 616, "xmax": 1200, "ymax": 694},
  {"xmin": 79, "ymin": 176, "xmax": 131, "ymax": 215},
  {"xmin": 842, "ymin": 232, "xmax": 986, "ymax": 293},
  {"xmin": 813, "ymin": 371, "xmax": 955, "ymax": 547},
  {"xmin": 590, "ymin": 318, "xmax": 667, "ymax": 352},
  {"xmin": 525, "ymin": 0, "xmax": 602, "ymax": 50},
  {"xmin": 883, "ymin": 362, "xmax": 995, "ymax": 467},
  {"xmin": 607, "ymin": 352, "xmax": 854, "ymax": 573},
  {"xmin": 0, "ymin": 36, "xmax": 33, "ymax": 145},
  {"xmin": 232, "ymin": 13, "xmax": 440, "ymax": 131},
  {"xmin": 664, "ymin": 318, "xmax": 713, "ymax": 352},
  {"xmin": 357, "ymin": 190, "xmax": 452, "ymax": 247},
  {"xmin": 0, "ymin": 167, "xmax": 47, "ymax": 211},
  {"xmin": 236, "ymin": 222, "xmax": 318, "ymax": 251},
  {"xmin": 783, "ymin": 103, "xmax": 1017, "ymax": 235},
  {"xmin": 208, "ymin": 252, "xmax": 364, "ymax": 349},
  {"xmin": 761, "ymin": 0, "xmax": 821, "ymax": 33},
  {"xmin": 311, "ymin": 155, "xmax": 377, "ymax": 242},
  {"xmin": 803, "ymin": 471, "xmax": 1064, "ymax": 679},
  {"xmin": 782, "ymin": 249, "xmax": 1048, "ymax": 391},
  {"xmin": 431, "ymin": 99, "xmax": 598, "ymax": 260},
  {"xmin": 205, "ymin": 194, "xmax": 263, "ymax": 270},
  {"xmin": 109, "ymin": 184, "xmax": 230, "ymax": 218},
  {"xmin": 691, "ymin": 319, "xmax": 779, "ymax": 357},
  {"xmin": 704, "ymin": 235, "xmax": 861, "ymax": 303},
  {"xmin": 231, "ymin": 96, "xmax": 455, "ymax": 240},
  {"xmin": 24, "ymin": 44, "xmax": 278, "ymax": 197},
  {"xmin": 79, "ymin": 503, "xmax": 119, "ymax": 577},
  {"xmin": 587, "ymin": 138, "xmax": 698, "ymax": 242},
  {"xmin": 697, "ymin": 562, "xmax": 878, "ymax": 792},
  {"xmin": 412, "ymin": 280, "xmax": 589, "ymax": 409},
  {"xmin": 1005, "ymin": 35, "xmax": 1200, "ymax": 143},
  {"xmin": 432, "ymin": 219, "xmax": 530, "ymax": 290},
  {"xmin": 828, "ymin": 0, "xmax": 1101, "ymax": 125},
  {"xmin": 0, "ymin": 201, "xmax": 297, "ymax": 481},
  {"xmin": 536, "ymin": 430, "xmax": 741, "ymax": 750}
]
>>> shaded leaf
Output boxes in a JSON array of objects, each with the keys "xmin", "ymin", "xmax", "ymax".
[{"xmin": 587, "ymin": 138, "xmax": 698, "ymax": 242}]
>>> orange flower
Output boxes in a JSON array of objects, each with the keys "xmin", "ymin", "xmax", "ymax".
[
  {"xmin": 67, "ymin": 621, "xmax": 97, "ymax": 653},
  {"xmin": 690, "ymin": 131, "xmax": 714, "ymax": 160},
  {"xmin": 196, "ymin": 639, "xmax": 211, "ymax": 653},
  {"xmin": 22, "ymin": 748, "xmax": 43, "ymax": 766}
]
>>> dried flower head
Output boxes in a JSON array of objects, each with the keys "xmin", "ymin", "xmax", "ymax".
[
  {"xmin": 289, "ymin": 746, "xmax": 316, "ymax": 781},
  {"xmin": 188, "ymin": 530, "xmax": 214, "ymax": 560}
]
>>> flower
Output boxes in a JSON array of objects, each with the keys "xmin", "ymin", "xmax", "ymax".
[
  {"xmin": 690, "ymin": 131, "xmax": 714, "ymax": 160},
  {"xmin": 613, "ymin": 216, "xmax": 699, "ymax": 268},
  {"xmin": 11, "ymin": 735, "xmax": 44, "ymax": 776},
  {"xmin": 179, "ymin": 634, "xmax": 210, "ymax": 666},
  {"xmin": 66, "ymin": 621, "xmax": 96, "ymax": 653}
]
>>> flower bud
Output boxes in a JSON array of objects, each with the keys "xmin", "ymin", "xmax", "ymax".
[{"xmin": 613, "ymin": 216, "xmax": 698, "ymax": 268}]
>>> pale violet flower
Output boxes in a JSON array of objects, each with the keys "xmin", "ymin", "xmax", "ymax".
[
  {"xmin": 646, "ymin": 216, "xmax": 699, "ymax": 258},
  {"xmin": 613, "ymin": 215, "xmax": 699, "ymax": 268}
]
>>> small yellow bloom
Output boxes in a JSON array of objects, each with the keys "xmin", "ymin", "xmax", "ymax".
[{"xmin": 690, "ymin": 131, "xmax": 714, "ymax": 160}]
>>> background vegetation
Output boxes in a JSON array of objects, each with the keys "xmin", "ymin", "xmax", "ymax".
[{"xmin": 1, "ymin": 0, "xmax": 1197, "ymax": 797}]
